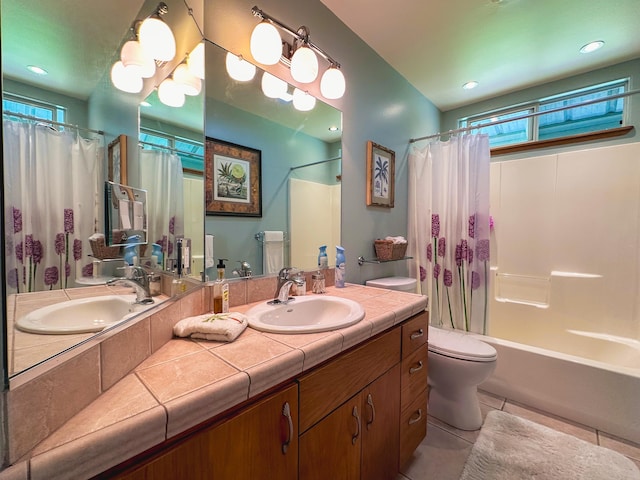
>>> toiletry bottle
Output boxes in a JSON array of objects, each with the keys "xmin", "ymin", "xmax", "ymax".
[
  {"xmin": 335, "ymin": 246, "xmax": 346, "ymax": 288},
  {"xmin": 318, "ymin": 245, "xmax": 328, "ymax": 269},
  {"xmin": 292, "ymin": 271, "xmax": 306, "ymax": 296},
  {"xmin": 213, "ymin": 258, "xmax": 229, "ymax": 313},
  {"xmin": 151, "ymin": 243, "xmax": 163, "ymax": 269}
]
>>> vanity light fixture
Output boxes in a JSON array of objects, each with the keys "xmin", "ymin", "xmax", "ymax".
[
  {"xmin": 138, "ymin": 2, "xmax": 176, "ymax": 62},
  {"xmin": 188, "ymin": 42, "xmax": 205, "ymax": 79},
  {"xmin": 292, "ymin": 88, "xmax": 316, "ymax": 111},
  {"xmin": 249, "ymin": 6, "xmax": 346, "ymax": 100},
  {"xmin": 158, "ymin": 77, "xmax": 185, "ymax": 107},
  {"xmin": 225, "ymin": 52, "xmax": 257, "ymax": 82},
  {"xmin": 261, "ymin": 71, "xmax": 289, "ymax": 99},
  {"xmin": 111, "ymin": 2, "xmax": 177, "ymax": 94}
]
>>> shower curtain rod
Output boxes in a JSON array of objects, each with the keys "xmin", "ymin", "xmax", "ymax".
[
  {"xmin": 409, "ymin": 87, "xmax": 640, "ymax": 143},
  {"xmin": 2, "ymin": 110, "xmax": 105, "ymax": 136},
  {"xmin": 289, "ymin": 156, "xmax": 341, "ymax": 171},
  {"xmin": 139, "ymin": 140, "xmax": 204, "ymax": 159}
]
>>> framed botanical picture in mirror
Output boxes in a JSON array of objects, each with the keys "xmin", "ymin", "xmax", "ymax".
[
  {"xmin": 366, "ymin": 140, "xmax": 395, "ymax": 207},
  {"xmin": 205, "ymin": 137, "xmax": 262, "ymax": 217},
  {"xmin": 108, "ymin": 134, "xmax": 128, "ymax": 185}
]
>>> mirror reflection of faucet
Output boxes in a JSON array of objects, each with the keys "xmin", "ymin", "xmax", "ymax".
[
  {"xmin": 106, "ymin": 265, "xmax": 154, "ymax": 305},
  {"xmin": 233, "ymin": 261, "xmax": 253, "ymax": 278}
]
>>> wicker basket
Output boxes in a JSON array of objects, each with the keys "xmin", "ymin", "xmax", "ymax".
[
  {"xmin": 374, "ymin": 239, "xmax": 407, "ymax": 261},
  {"xmin": 89, "ymin": 236, "xmax": 121, "ymax": 260}
]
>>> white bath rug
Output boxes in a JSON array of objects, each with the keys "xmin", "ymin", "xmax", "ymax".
[{"xmin": 460, "ymin": 410, "xmax": 640, "ymax": 480}]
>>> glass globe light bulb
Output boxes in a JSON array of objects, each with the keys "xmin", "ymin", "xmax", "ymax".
[{"xmin": 250, "ymin": 22, "xmax": 282, "ymax": 65}]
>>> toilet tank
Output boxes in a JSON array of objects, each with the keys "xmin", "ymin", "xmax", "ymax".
[{"xmin": 365, "ymin": 276, "xmax": 417, "ymax": 293}]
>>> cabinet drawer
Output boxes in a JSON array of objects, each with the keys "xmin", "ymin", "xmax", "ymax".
[
  {"xmin": 401, "ymin": 311, "xmax": 428, "ymax": 358},
  {"xmin": 401, "ymin": 344, "xmax": 428, "ymax": 411},
  {"xmin": 399, "ymin": 389, "xmax": 428, "ymax": 468},
  {"xmin": 298, "ymin": 328, "xmax": 401, "ymax": 433}
]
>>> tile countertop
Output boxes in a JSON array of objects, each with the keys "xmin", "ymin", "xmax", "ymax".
[{"xmin": 10, "ymin": 284, "xmax": 428, "ymax": 480}]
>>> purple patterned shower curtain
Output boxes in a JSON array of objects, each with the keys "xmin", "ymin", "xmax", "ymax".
[
  {"xmin": 408, "ymin": 134, "xmax": 491, "ymax": 333},
  {"xmin": 3, "ymin": 120, "xmax": 102, "ymax": 293}
]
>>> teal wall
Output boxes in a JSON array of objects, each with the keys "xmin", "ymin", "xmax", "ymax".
[
  {"xmin": 442, "ymin": 58, "xmax": 640, "ymax": 162},
  {"xmin": 206, "ymin": 0, "xmax": 441, "ymax": 284}
]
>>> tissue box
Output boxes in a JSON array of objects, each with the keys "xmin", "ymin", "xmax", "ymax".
[{"xmin": 374, "ymin": 239, "xmax": 407, "ymax": 261}]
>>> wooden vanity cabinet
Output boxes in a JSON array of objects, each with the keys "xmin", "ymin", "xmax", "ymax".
[
  {"xmin": 298, "ymin": 328, "xmax": 402, "ymax": 480},
  {"xmin": 399, "ymin": 311, "xmax": 429, "ymax": 467},
  {"xmin": 104, "ymin": 312, "xmax": 428, "ymax": 480},
  {"xmin": 112, "ymin": 383, "xmax": 298, "ymax": 480}
]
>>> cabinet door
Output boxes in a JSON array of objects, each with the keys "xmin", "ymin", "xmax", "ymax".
[
  {"xmin": 210, "ymin": 383, "xmax": 299, "ymax": 479},
  {"xmin": 300, "ymin": 393, "xmax": 363, "ymax": 480},
  {"xmin": 361, "ymin": 364, "xmax": 401, "ymax": 480}
]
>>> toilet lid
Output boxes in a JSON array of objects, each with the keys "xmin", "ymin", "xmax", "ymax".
[{"xmin": 428, "ymin": 326, "xmax": 497, "ymax": 362}]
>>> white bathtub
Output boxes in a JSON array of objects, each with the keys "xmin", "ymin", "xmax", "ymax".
[{"xmin": 475, "ymin": 330, "xmax": 640, "ymax": 444}]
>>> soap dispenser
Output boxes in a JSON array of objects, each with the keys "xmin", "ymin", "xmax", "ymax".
[
  {"xmin": 213, "ymin": 258, "xmax": 229, "ymax": 313},
  {"xmin": 123, "ymin": 235, "xmax": 141, "ymax": 266}
]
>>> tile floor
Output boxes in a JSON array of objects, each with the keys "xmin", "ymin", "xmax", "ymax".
[{"xmin": 398, "ymin": 390, "xmax": 640, "ymax": 480}]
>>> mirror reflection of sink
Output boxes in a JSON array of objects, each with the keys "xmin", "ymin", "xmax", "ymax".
[
  {"xmin": 246, "ymin": 296, "xmax": 365, "ymax": 334},
  {"xmin": 16, "ymin": 295, "xmax": 148, "ymax": 335}
]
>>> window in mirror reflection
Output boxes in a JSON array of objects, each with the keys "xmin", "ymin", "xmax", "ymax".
[{"xmin": 140, "ymin": 128, "xmax": 204, "ymax": 172}]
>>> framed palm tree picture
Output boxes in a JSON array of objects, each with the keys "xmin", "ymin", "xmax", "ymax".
[
  {"xmin": 366, "ymin": 141, "xmax": 395, "ymax": 207},
  {"xmin": 205, "ymin": 137, "xmax": 262, "ymax": 217}
]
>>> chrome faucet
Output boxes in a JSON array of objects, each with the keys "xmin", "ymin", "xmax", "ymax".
[
  {"xmin": 233, "ymin": 260, "xmax": 252, "ymax": 278},
  {"xmin": 269, "ymin": 267, "xmax": 297, "ymax": 304},
  {"xmin": 107, "ymin": 266, "xmax": 154, "ymax": 305}
]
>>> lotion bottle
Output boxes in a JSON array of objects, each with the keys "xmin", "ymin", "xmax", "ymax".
[{"xmin": 213, "ymin": 258, "xmax": 229, "ymax": 313}]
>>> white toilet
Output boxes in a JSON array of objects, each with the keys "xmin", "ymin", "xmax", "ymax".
[
  {"xmin": 427, "ymin": 326, "xmax": 497, "ymax": 430},
  {"xmin": 365, "ymin": 276, "xmax": 417, "ymax": 293}
]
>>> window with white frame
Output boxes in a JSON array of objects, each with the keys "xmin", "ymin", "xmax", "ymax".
[
  {"xmin": 459, "ymin": 79, "xmax": 627, "ymax": 148},
  {"xmin": 3, "ymin": 92, "xmax": 66, "ymax": 125},
  {"xmin": 139, "ymin": 128, "xmax": 204, "ymax": 172}
]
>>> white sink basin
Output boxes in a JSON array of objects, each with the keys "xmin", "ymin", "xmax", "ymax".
[
  {"xmin": 246, "ymin": 295, "xmax": 365, "ymax": 334},
  {"xmin": 16, "ymin": 295, "xmax": 146, "ymax": 335}
]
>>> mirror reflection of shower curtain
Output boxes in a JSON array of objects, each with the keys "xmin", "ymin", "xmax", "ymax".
[
  {"xmin": 408, "ymin": 134, "xmax": 491, "ymax": 333},
  {"xmin": 138, "ymin": 149, "xmax": 184, "ymax": 266},
  {"xmin": 3, "ymin": 120, "xmax": 103, "ymax": 293}
]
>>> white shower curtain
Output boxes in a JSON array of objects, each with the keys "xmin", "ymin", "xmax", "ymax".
[
  {"xmin": 138, "ymin": 149, "xmax": 184, "ymax": 264},
  {"xmin": 3, "ymin": 119, "xmax": 103, "ymax": 293},
  {"xmin": 408, "ymin": 134, "xmax": 491, "ymax": 333}
]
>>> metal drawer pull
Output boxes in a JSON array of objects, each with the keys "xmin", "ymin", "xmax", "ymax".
[
  {"xmin": 410, "ymin": 328, "xmax": 424, "ymax": 340},
  {"xmin": 352, "ymin": 406, "xmax": 361, "ymax": 445},
  {"xmin": 366, "ymin": 393, "xmax": 376, "ymax": 430},
  {"xmin": 409, "ymin": 360, "xmax": 424, "ymax": 374},
  {"xmin": 282, "ymin": 402, "xmax": 293, "ymax": 454},
  {"xmin": 408, "ymin": 408, "xmax": 423, "ymax": 425}
]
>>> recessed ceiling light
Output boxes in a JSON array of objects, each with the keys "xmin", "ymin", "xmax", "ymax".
[
  {"xmin": 328, "ymin": 126, "xmax": 339, "ymax": 132},
  {"xmin": 140, "ymin": 101, "xmax": 152, "ymax": 107},
  {"xmin": 27, "ymin": 65, "xmax": 48, "ymax": 75},
  {"xmin": 580, "ymin": 40, "xmax": 604, "ymax": 54},
  {"xmin": 463, "ymin": 81, "xmax": 479, "ymax": 90}
]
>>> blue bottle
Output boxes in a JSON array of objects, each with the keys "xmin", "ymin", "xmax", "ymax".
[
  {"xmin": 318, "ymin": 245, "xmax": 328, "ymax": 269},
  {"xmin": 152, "ymin": 243, "xmax": 163, "ymax": 269},
  {"xmin": 335, "ymin": 246, "xmax": 345, "ymax": 288}
]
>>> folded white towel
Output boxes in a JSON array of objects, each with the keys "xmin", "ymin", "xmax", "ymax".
[
  {"xmin": 173, "ymin": 312, "xmax": 248, "ymax": 342},
  {"xmin": 385, "ymin": 235, "xmax": 407, "ymax": 244}
]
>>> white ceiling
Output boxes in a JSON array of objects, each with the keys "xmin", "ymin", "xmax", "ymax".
[{"xmin": 320, "ymin": 0, "xmax": 640, "ymax": 111}]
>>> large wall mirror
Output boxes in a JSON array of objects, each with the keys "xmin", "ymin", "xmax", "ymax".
[
  {"xmin": 1, "ymin": 1, "xmax": 342, "ymax": 383},
  {"xmin": 203, "ymin": 43, "xmax": 342, "ymax": 278},
  {"xmin": 1, "ymin": 0, "xmax": 204, "ymax": 381}
]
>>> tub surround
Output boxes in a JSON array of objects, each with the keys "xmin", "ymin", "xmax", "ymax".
[{"xmin": 2, "ymin": 276, "xmax": 427, "ymax": 479}]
